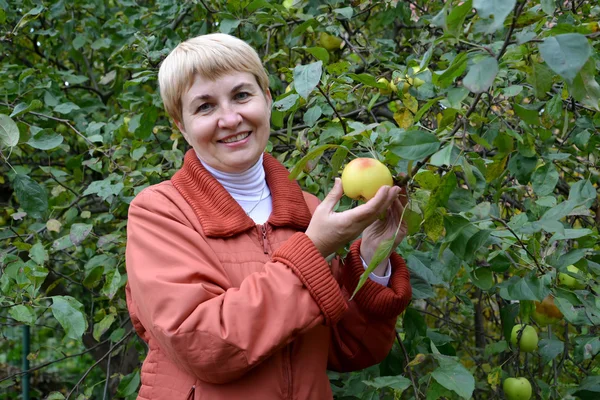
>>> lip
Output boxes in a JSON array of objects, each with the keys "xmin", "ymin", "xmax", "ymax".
[{"xmin": 218, "ymin": 131, "xmax": 252, "ymax": 147}]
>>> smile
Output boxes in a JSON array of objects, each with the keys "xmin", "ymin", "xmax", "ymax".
[{"xmin": 219, "ymin": 132, "xmax": 251, "ymax": 143}]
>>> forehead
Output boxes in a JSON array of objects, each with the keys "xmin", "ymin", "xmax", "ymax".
[{"xmin": 183, "ymin": 71, "xmax": 259, "ymax": 100}]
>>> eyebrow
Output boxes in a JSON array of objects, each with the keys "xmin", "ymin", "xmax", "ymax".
[{"xmin": 190, "ymin": 82, "xmax": 255, "ymax": 104}]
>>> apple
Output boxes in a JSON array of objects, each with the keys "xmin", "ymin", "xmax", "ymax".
[
  {"xmin": 532, "ymin": 295, "xmax": 563, "ymax": 327},
  {"xmin": 510, "ymin": 324, "xmax": 538, "ymax": 352},
  {"xmin": 558, "ymin": 264, "xmax": 586, "ymax": 289},
  {"xmin": 503, "ymin": 377, "xmax": 532, "ymax": 400},
  {"xmin": 319, "ymin": 32, "xmax": 343, "ymax": 51},
  {"xmin": 341, "ymin": 158, "xmax": 393, "ymax": 201},
  {"xmin": 377, "ymin": 78, "xmax": 393, "ymax": 95}
]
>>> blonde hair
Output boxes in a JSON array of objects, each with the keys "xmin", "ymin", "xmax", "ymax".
[{"xmin": 158, "ymin": 33, "xmax": 269, "ymax": 123}]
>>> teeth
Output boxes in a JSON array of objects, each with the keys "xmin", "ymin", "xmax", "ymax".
[{"xmin": 222, "ymin": 132, "xmax": 250, "ymax": 143}]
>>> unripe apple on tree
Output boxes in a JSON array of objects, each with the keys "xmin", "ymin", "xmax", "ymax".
[
  {"xmin": 503, "ymin": 377, "xmax": 532, "ymax": 400},
  {"xmin": 341, "ymin": 158, "xmax": 393, "ymax": 201},
  {"xmin": 319, "ymin": 32, "xmax": 343, "ymax": 51},
  {"xmin": 510, "ymin": 324, "xmax": 538, "ymax": 352},
  {"xmin": 532, "ymin": 295, "xmax": 563, "ymax": 327},
  {"xmin": 558, "ymin": 264, "xmax": 586, "ymax": 289}
]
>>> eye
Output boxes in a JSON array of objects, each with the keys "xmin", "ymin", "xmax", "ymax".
[
  {"xmin": 234, "ymin": 92, "xmax": 250, "ymax": 101},
  {"xmin": 197, "ymin": 103, "xmax": 213, "ymax": 113}
]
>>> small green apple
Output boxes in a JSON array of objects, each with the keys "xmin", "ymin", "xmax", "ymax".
[
  {"xmin": 558, "ymin": 265, "xmax": 586, "ymax": 289},
  {"xmin": 341, "ymin": 158, "xmax": 393, "ymax": 201},
  {"xmin": 503, "ymin": 377, "xmax": 532, "ymax": 400},
  {"xmin": 319, "ymin": 32, "xmax": 343, "ymax": 51},
  {"xmin": 532, "ymin": 295, "xmax": 563, "ymax": 327},
  {"xmin": 510, "ymin": 324, "xmax": 538, "ymax": 352},
  {"xmin": 377, "ymin": 78, "xmax": 392, "ymax": 95}
]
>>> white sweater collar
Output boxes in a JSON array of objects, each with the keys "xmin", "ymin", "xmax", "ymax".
[{"xmin": 196, "ymin": 153, "xmax": 270, "ymax": 202}]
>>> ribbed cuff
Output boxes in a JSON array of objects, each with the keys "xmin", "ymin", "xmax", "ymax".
[
  {"xmin": 273, "ymin": 233, "xmax": 347, "ymax": 325},
  {"xmin": 344, "ymin": 240, "xmax": 412, "ymax": 319}
]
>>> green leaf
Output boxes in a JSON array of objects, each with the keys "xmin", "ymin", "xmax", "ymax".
[
  {"xmin": 293, "ymin": 61, "xmax": 323, "ymax": 100},
  {"xmin": 303, "ymin": 47, "xmax": 329, "ymax": 64},
  {"xmin": 463, "ymin": 57, "xmax": 498, "ymax": 93},
  {"xmin": 470, "ymin": 267, "xmax": 494, "ymax": 290},
  {"xmin": 431, "ymin": 361, "xmax": 475, "ymax": 399},
  {"xmin": 389, "ymin": 130, "xmax": 440, "ymax": 160},
  {"xmin": 219, "ymin": 19, "xmax": 241, "ymax": 34},
  {"xmin": 446, "ymin": 0, "xmax": 473, "ymax": 37},
  {"xmin": 303, "ymin": 105, "xmax": 322, "ymax": 127},
  {"xmin": 363, "ymin": 376, "xmax": 411, "ymax": 392},
  {"xmin": 9, "ymin": 304, "xmax": 35, "ymax": 324},
  {"xmin": 51, "ymin": 296, "xmax": 88, "ymax": 340},
  {"xmin": 93, "ymin": 313, "xmax": 115, "ymax": 341},
  {"xmin": 414, "ymin": 170, "xmax": 441, "ymax": 190},
  {"xmin": 334, "ymin": 7, "xmax": 353, "ymax": 19},
  {"xmin": 70, "ymin": 223, "xmax": 93, "ymax": 246},
  {"xmin": 484, "ymin": 340, "xmax": 508, "ymax": 356},
  {"xmin": 414, "ymin": 97, "xmax": 444, "ymax": 122},
  {"xmin": 538, "ymin": 339, "xmax": 564, "ymax": 364},
  {"xmin": 27, "ymin": 129, "xmax": 64, "ymax": 150},
  {"xmin": 14, "ymin": 174, "xmax": 48, "ymax": 218},
  {"xmin": 72, "ymin": 34, "xmax": 86, "ymax": 50},
  {"xmin": 350, "ymin": 237, "xmax": 396, "ymax": 300},
  {"xmin": 541, "ymin": 0, "xmax": 555, "ymax": 15},
  {"xmin": 473, "ymin": 0, "xmax": 516, "ymax": 33},
  {"xmin": 289, "ymin": 144, "xmax": 343, "ymax": 180},
  {"xmin": 117, "ymin": 370, "xmax": 140, "ymax": 397},
  {"xmin": 10, "ymin": 99, "xmax": 42, "ymax": 118},
  {"xmin": 102, "ymin": 268, "xmax": 122, "ymax": 300},
  {"xmin": 539, "ymin": 34, "xmax": 592, "ymax": 82},
  {"xmin": 53, "ymin": 102, "xmax": 80, "ymax": 114},
  {"xmin": 527, "ymin": 62, "xmax": 554, "ymax": 98},
  {"xmin": 570, "ymin": 59, "xmax": 600, "ymax": 110},
  {"xmin": 83, "ymin": 178, "xmax": 124, "ymax": 201},
  {"xmin": 573, "ymin": 376, "xmax": 600, "ymax": 400},
  {"xmin": 498, "ymin": 275, "xmax": 550, "ymax": 302},
  {"xmin": 29, "ymin": 242, "xmax": 48, "ymax": 265},
  {"xmin": 273, "ymin": 94, "xmax": 299, "ymax": 112},
  {"xmin": 436, "ymin": 53, "xmax": 468, "ymax": 88},
  {"xmin": 531, "ymin": 163, "xmax": 558, "ymax": 196},
  {"xmin": 45, "ymin": 392, "xmax": 66, "ymax": 400},
  {"xmin": 0, "ymin": 114, "xmax": 20, "ymax": 148}
]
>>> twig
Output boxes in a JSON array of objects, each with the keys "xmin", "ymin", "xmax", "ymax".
[
  {"xmin": 396, "ymin": 331, "xmax": 420, "ymax": 400},
  {"xmin": 317, "ymin": 83, "xmax": 348, "ymax": 135},
  {"xmin": 66, "ymin": 329, "xmax": 134, "ymax": 399},
  {"xmin": 490, "ymin": 216, "xmax": 544, "ymax": 273}
]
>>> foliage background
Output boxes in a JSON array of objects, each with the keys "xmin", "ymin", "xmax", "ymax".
[{"xmin": 1, "ymin": 0, "xmax": 599, "ymax": 399}]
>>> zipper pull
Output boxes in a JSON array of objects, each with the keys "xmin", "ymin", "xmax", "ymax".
[
  {"xmin": 261, "ymin": 225, "xmax": 268, "ymax": 254},
  {"xmin": 187, "ymin": 385, "xmax": 195, "ymax": 400}
]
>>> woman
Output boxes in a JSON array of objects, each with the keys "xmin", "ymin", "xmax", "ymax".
[{"xmin": 125, "ymin": 33, "xmax": 412, "ymax": 400}]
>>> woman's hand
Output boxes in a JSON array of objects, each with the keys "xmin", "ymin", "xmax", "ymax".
[
  {"xmin": 360, "ymin": 184, "xmax": 408, "ymax": 275},
  {"xmin": 305, "ymin": 178, "xmax": 401, "ymax": 259}
]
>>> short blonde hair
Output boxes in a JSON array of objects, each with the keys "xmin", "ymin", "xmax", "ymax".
[{"xmin": 158, "ymin": 33, "xmax": 270, "ymax": 123}]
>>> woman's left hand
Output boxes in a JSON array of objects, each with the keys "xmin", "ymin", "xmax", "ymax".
[{"xmin": 360, "ymin": 185, "xmax": 408, "ymax": 275}]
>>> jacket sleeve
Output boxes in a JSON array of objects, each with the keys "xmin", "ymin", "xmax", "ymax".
[
  {"xmin": 125, "ymin": 188, "xmax": 347, "ymax": 384},
  {"xmin": 327, "ymin": 239, "xmax": 412, "ymax": 372}
]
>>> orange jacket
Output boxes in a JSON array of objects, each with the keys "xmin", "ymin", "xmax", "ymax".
[{"xmin": 125, "ymin": 150, "xmax": 412, "ymax": 400}]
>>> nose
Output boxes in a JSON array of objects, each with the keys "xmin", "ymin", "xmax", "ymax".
[{"xmin": 217, "ymin": 103, "xmax": 242, "ymax": 130}]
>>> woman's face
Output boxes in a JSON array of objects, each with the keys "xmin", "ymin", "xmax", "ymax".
[{"xmin": 176, "ymin": 71, "xmax": 272, "ymax": 173}]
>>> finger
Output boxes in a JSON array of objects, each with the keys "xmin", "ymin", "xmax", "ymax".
[
  {"xmin": 320, "ymin": 178, "xmax": 344, "ymax": 212},
  {"xmin": 347, "ymin": 185, "xmax": 394, "ymax": 222}
]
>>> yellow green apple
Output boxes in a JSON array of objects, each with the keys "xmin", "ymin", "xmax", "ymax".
[
  {"xmin": 510, "ymin": 324, "xmax": 538, "ymax": 352},
  {"xmin": 503, "ymin": 377, "xmax": 532, "ymax": 400},
  {"xmin": 558, "ymin": 265, "xmax": 586, "ymax": 289},
  {"xmin": 532, "ymin": 295, "xmax": 563, "ymax": 327},
  {"xmin": 341, "ymin": 158, "xmax": 393, "ymax": 201},
  {"xmin": 319, "ymin": 32, "xmax": 343, "ymax": 51}
]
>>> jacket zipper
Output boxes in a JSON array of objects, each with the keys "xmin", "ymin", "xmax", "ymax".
[
  {"xmin": 283, "ymin": 345, "xmax": 293, "ymax": 399},
  {"xmin": 260, "ymin": 224, "xmax": 269, "ymax": 254},
  {"xmin": 186, "ymin": 385, "xmax": 195, "ymax": 400}
]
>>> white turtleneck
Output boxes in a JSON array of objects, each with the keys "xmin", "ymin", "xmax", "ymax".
[
  {"xmin": 197, "ymin": 153, "xmax": 390, "ymax": 286},
  {"xmin": 199, "ymin": 153, "xmax": 272, "ymax": 224}
]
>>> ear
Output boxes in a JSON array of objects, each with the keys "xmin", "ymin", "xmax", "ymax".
[
  {"xmin": 264, "ymin": 89, "xmax": 273, "ymax": 110},
  {"xmin": 174, "ymin": 119, "xmax": 190, "ymax": 143}
]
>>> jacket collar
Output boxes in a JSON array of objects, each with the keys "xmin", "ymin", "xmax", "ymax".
[{"xmin": 172, "ymin": 149, "xmax": 312, "ymax": 238}]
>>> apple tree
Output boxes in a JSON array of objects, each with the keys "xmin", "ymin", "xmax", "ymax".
[{"xmin": 1, "ymin": 0, "xmax": 599, "ymax": 399}]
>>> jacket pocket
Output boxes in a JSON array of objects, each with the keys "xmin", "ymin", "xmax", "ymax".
[{"xmin": 186, "ymin": 385, "xmax": 195, "ymax": 400}]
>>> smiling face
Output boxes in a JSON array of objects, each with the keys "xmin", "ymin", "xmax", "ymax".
[{"xmin": 176, "ymin": 71, "xmax": 272, "ymax": 173}]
